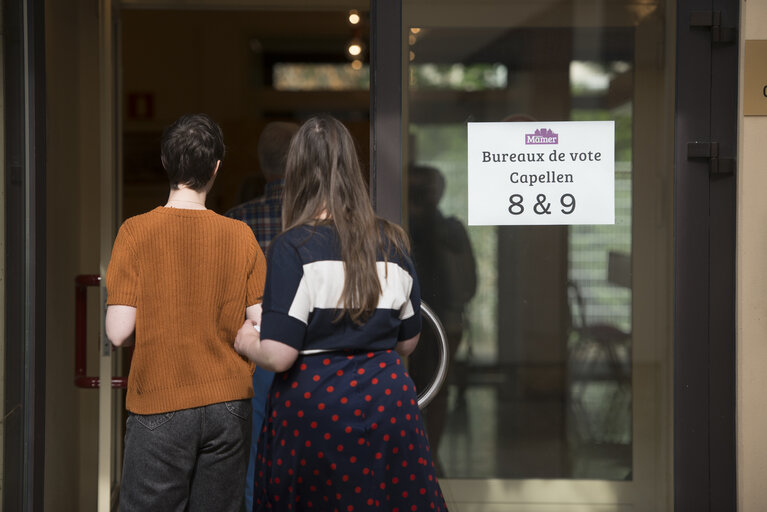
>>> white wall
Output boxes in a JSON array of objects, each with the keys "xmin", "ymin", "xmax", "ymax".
[{"xmin": 738, "ymin": 1, "xmax": 767, "ymax": 510}]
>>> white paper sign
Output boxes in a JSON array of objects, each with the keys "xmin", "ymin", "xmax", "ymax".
[{"xmin": 467, "ymin": 121, "xmax": 615, "ymax": 225}]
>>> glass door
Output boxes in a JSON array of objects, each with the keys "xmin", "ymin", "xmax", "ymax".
[{"xmin": 400, "ymin": 1, "xmax": 675, "ymax": 509}]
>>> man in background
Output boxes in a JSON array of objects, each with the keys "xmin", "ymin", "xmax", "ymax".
[
  {"xmin": 225, "ymin": 120, "xmax": 298, "ymax": 511},
  {"xmin": 227, "ymin": 121, "xmax": 298, "ymax": 251}
]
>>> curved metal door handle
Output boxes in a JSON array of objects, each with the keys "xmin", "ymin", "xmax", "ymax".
[{"xmin": 416, "ymin": 301, "xmax": 449, "ymax": 410}]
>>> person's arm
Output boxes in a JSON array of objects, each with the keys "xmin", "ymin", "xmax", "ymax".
[
  {"xmin": 105, "ymin": 305, "xmax": 137, "ymax": 347},
  {"xmin": 240, "ymin": 232, "xmax": 306, "ymax": 372},
  {"xmin": 396, "ymin": 250, "xmax": 423, "ymax": 357},
  {"xmin": 246, "ymin": 303, "xmax": 262, "ymax": 325},
  {"xmin": 105, "ymin": 223, "xmax": 138, "ymax": 347},
  {"xmin": 234, "ymin": 319, "xmax": 299, "ymax": 372},
  {"xmin": 395, "ymin": 334, "xmax": 420, "ymax": 357}
]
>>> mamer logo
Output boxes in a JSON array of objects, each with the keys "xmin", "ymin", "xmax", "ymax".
[{"xmin": 525, "ymin": 128, "xmax": 559, "ymax": 145}]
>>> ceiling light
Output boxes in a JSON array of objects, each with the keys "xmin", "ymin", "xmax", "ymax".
[
  {"xmin": 347, "ymin": 41, "xmax": 363, "ymax": 58},
  {"xmin": 348, "ymin": 44, "xmax": 362, "ymax": 57}
]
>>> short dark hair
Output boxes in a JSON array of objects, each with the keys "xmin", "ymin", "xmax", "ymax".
[{"xmin": 160, "ymin": 113, "xmax": 225, "ymax": 190}]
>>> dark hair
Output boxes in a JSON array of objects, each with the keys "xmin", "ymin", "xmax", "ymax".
[
  {"xmin": 161, "ymin": 113, "xmax": 225, "ymax": 190},
  {"xmin": 258, "ymin": 121, "xmax": 299, "ymax": 180},
  {"xmin": 283, "ymin": 115, "xmax": 410, "ymax": 324}
]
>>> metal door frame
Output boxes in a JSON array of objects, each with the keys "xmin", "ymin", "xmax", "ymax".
[
  {"xmin": 370, "ymin": 0, "xmax": 403, "ymax": 223},
  {"xmin": 674, "ymin": 0, "xmax": 738, "ymax": 510},
  {"xmin": 3, "ymin": 0, "xmax": 47, "ymax": 510}
]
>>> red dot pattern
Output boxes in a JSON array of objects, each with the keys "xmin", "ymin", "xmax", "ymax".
[{"xmin": 253, "ymin": 350, "xmax": 447, "ymax": 511}]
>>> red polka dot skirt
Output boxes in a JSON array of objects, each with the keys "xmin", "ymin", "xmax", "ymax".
[{"xmin": 253, "ymin": 349, "xmax": 448, "ymax": 511}]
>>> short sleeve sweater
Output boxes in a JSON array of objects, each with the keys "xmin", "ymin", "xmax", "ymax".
[
  {"xmin": 106, "ymin": 207, "xmax": 267, "ymax": 414},
  {"xmin": 260, "ymin": 224, "xmax": 421, "ymax": 353}
]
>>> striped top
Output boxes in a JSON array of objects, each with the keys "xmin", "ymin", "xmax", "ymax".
[
  {"xmin": 260, "ymin": 224, "xmax": 421, "ymax": 353},
  {"xmin": 106, "ymin": 207, "xmax": 267, "ymax": 414}
]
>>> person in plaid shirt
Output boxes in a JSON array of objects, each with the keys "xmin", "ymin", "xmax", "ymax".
[
  {"xmin": 227, "ymin": 122, "xmax": 298, "ymax": 253},
  {"xmin": 225, "ymin": 121, "xmax": 298, "ymax": 511}
]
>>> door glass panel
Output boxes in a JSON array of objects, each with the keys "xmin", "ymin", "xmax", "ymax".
[{"xmin": 404, "ymin": 0, "xmax": 672, "ymax": 504}]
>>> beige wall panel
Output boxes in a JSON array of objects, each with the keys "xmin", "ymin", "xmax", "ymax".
[{"xmin": 739, "ymin": 1, "xmax": 767, "ymax": 511}]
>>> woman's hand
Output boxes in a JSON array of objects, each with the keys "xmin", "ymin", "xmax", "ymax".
[
  {"xmin": 234, "ymin": 319, "xmax": 260, "ymax": 360},
  {"xmin": 234, "ymin": 319, "xmax": 300, "ymax": 372}
]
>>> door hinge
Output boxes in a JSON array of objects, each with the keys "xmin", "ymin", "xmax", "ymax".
[
  {"xmin": 690, "ymin": 11, "xmax": 737, "ymax": 43},
  {"xmin": 687, "ymin": 142, "xmax": 736, "ymax": 175}
]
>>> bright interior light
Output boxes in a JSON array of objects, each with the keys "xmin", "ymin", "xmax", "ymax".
[
  {"xmin": 348, "ymin": 43, "xmax": 362, "ymax": 57},
  {"xmin": 348, "ymin": 10, "xmax": 360, "ymax": 25},
  {"xmin": 410, "ymin": 27, "xmax": 421, "ymax": 34}
]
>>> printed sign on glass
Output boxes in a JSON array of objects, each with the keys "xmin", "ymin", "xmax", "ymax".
[{"xmin": 468, "ymin": 121, "xmax": 615, "ymax": 226}]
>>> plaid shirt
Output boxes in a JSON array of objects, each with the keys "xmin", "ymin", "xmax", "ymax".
[{"xmin": 225, "ymin": 179, "xmax": 284, "ymax": 253}]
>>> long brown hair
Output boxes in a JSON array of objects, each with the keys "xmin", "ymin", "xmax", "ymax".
[{"xmin": 282, "ymin": 115, "xmax": 410, "ymax": 323}]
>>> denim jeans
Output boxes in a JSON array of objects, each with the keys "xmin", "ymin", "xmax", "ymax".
[
  {"xmin": 120, "ymin": 399, "xmax": 252, "ymax": 512},
  {"xmin": 244, "ymin": 367, "xmax": 274, "ymax": 512}
]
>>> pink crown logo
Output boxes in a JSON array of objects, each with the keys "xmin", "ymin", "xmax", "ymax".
[{"xmin": 525, "ymin": 128, "xmax": 559, "ymax": 145}]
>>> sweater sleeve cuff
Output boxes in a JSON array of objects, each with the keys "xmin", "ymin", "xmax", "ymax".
[{"xmin": 106, "ymin": 293, "xmax": 137, "ymax": 307}]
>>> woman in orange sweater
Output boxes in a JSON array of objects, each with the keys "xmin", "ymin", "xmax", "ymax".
[{"xmin": 105, "ymin": 113, "xmax": 267, "ymax": 512}]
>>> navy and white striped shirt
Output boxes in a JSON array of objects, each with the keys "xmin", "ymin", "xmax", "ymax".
[{"xmin": 260, "ymin": 224, "xmax": 422, "ymax": 353}]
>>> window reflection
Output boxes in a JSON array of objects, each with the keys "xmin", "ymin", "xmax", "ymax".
[
  {"xmin": 408, "ymin": 164, "xmax": 478, "ymax": 473},
  {"xmin": 407, "ymin": 25, "xmax": 633, "ymax": 480}
]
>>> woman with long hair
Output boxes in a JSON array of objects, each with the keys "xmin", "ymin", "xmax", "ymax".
[{"xmin": 234, "ymin": 114, "xmax": 447, "ymax": 511}]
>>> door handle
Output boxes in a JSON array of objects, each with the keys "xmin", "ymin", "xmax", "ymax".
[
  {"xmin": 74, "ymin": 274, "xmax": 128, "ymax": 389},
  {"xmin": 416, "ymin": 301, "xmax": 449, "ymax": 410}
]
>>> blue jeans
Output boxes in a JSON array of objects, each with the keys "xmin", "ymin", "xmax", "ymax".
[
  {"xmin": 244, "ymin": 367, "xmax": 274, "ymax": 511},
  {"xmin": 120, "ymin": 400, "xmax": 251, "ymax": 512}
]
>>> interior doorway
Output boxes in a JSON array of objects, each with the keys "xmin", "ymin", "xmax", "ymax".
[
  {"xmin": 121, "ymin": 8, "xmax": 371, "ymax": 219},
  {"xmin": 115, "ymin": 6, "xmax": 373, "ymax": 508}
]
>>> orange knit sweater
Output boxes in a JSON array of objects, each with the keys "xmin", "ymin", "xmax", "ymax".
[{"xmin": 106, "ymin": 207, "xmax": 266, "ymax": 414}]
